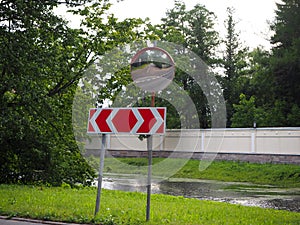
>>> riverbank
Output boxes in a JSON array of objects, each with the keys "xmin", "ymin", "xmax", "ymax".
[
  {"xmin": 87, "ymin": 157, "xmax": 300, "ymax": 187},
  {"xmin": 0, "ymin": 185, "xmax": 300, "ymax": 225},
  {"xmin": 100, "ymin": 175, "xmax": 300, "ymax": 212}
]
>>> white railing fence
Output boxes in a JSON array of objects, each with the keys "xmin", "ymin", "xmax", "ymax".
[{"xmin": 85, "ymin": 128, "xmax": 300, "ymax": 155}]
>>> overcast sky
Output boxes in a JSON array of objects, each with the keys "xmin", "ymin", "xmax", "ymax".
[
  {"xmin": 56, "ymin": 0, "xmax": 281, "ymax": 50},
  {"xmin": 109, "ymin": 0, "xmax": 280, "ymax": 50}
]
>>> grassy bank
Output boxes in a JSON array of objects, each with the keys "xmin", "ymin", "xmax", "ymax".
[
  {"xmin": 0, "ymin": 185, "xmax": 300, "ymax": 225},
  {"xmin": 87, "ymin": 157, "xmax": 300, "ymax": 187}
]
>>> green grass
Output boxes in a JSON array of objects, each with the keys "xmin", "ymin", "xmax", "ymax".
[
  {"xmin": 173, "ymin": 159, "xmax": 300, "ymax": 187},
  {"xmin": 1, "ymin": 159, "xmax": 299, "ymax": 224},
  {"xmin": 87, "ymin": 157, "xmax": 300, "ymax": 187},
  {"xmin": 0, "ymin": 185, "xmax": 300, "ymax": 225}
]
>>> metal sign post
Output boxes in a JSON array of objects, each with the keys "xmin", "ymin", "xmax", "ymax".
[
  {"xmin": 94, "ymin": 134, "xmax": 106, "ymax": 216},
  {"xmin": 146, "ymin": 135, "xmax": 153, "ymax": 221},
  {"xmin": 146, "ymin": 92, "xmax": 155, "ymax": 221}
]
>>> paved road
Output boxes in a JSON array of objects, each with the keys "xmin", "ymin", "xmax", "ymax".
[
  {"xmin": 0, "ymin": 219, "xmax": 39, "ymax": 225},
  {"xmin": 131, "ymin": 63, "xmax": 174, "ymax": 91},
  {"xmin": 0, "ymin": 218, "xmax": 81, "ymax": 225}
]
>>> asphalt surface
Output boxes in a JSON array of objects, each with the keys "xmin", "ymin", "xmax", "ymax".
[
  {"xmin": 0, "ymin": 217, "xmax": 83, "ymax": 225},
  {"xmin": 131, "ymin": 63, "xmax": 174, "ymax": 92}
]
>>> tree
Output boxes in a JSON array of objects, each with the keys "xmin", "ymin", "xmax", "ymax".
[
  {"xmin": 270, "ymin": 0, "xmax": 300, "ymax": 121},
  {"xmin": 247, "ymin": 47, "xmax": 275, "ymax": 107},
  {"xmin": 221, "ymin": 7, "xmax": 249, "ymax": 127},
  {"xmin": 0, "ymin": 0, "xmax": 145, "ymax": 185},
  {"xmin": 150, "ymin": 0, "xmax": 220, "ymax": 128},
  {"xmin": 287, "ymin": 104, "xmax": 300, "ymax": 126},
  {"xmin": 160, "ymin": 0, "xmax": 219, "ymax": 65},
  {"xmin": 231, "ymin": 94, "xmax": 267, "ymax": 128}
]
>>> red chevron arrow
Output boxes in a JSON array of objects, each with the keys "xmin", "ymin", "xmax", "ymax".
[
  {"xmin": 137, "ymin": 108, "xmax": 157, "ymax": 134},
  {"xmin": 156, "ymin": 108, "xmax": 166, "ymax": 133},
  {"xmin": 87, "ymin": 109, "xmax": 97, "ymax": 133},
  {"xmin": 95, "ymin": 109, "xmax": 113, "ymax": 132},
  {"xmin": 112, "ymin": 109, "xmax": 138, "ymax": 133}
]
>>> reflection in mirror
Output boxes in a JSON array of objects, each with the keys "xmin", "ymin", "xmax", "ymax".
[{"xmin": 131, "ymin": 47, "xmax": 175, "ymax": 92}]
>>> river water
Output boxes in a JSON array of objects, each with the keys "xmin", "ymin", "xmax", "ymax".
[{"xmin": 97, "ymin": 173, "xmax": 300, "ymax": 212}]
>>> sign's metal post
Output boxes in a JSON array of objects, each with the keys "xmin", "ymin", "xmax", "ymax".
[
  {"xmin": 146, "ymin": 135, "xmax": 153, "ymax": 221},
  {"xmin": 146, "ymin": 91, "xmax": 155, "ymax": 221},
  {"xmin": 94, "ymin": 133, "xmax": 106, "ymax": 216}
]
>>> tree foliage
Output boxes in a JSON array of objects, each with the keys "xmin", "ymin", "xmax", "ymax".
[
  {"xmin": 270, "ymin": 0, "xmax": 300, "ymax": 121},
  {"xmin": 221, "ymin": 7, "xmax": 250, "ymax": 127},
  {"xmin": 150, "ymin": 0, "xmax": 220, "ymax": 128},
  {"xmin": 231, "ymin": 0, "xmax": 300, "ymax": 127},
  {"xmin": 1, "ymin": 0, "xmax": 299, "ymax": 186},
  {"xmin": 0, "ymin": 0, "xmax": 145, "ymax": 185}
]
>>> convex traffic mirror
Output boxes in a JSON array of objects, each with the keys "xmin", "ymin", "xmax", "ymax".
[{"xmin": 130, "ymin": 47, "xmax": 175, "ymax": 92}]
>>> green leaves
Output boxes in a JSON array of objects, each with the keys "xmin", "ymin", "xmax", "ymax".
[
  {"xmin": 231, "ymin": 1, "xmax": 300, "ymax": 128},
  {"xmin": 231, "ymin": 94, "xmax": 257, "ymax": 128},
  {"xmin": 0, "ymin": 0, "xmax": 146, "ymax": 185},
  {"xmin": 271, "ymin": 1, "xmax": 300, "ymax": 97},
  {"xmin": 151, "ymin": 1, "xmax": 220, "ymax": 128}
]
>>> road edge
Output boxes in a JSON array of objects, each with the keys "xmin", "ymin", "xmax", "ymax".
[{"xmin": 0, "ymin": 216, "xmax": 89, "ymax": 225}]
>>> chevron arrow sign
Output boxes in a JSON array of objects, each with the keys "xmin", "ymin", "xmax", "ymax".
[{"xmin": 87, "ymin": 107, "xmax": 166, "ymax": 135}]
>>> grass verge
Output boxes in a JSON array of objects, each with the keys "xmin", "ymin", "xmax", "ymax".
[{"xmin": 0, "ymin": 185, "xmax": 300, "ymax": 225}]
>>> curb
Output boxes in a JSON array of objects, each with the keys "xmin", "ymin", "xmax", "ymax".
[{"xmin": 0, "ymin": 216, "xmax": 91, "ymax": 225}]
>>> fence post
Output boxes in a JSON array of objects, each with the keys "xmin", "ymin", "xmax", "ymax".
[
  {"xmin": 251, "ymin": 124, "xmax": 256, "ymax": 153},
  {"xmin": 201, "ymin": 130, "xmax": 205, "ymax": 152}
]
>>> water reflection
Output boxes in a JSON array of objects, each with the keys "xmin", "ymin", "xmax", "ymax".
[{"xmin": 97, "ymin": 174, "xmax": 300, "ymax": 212}]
